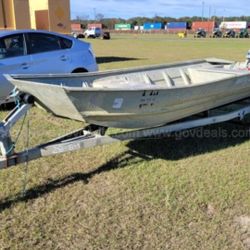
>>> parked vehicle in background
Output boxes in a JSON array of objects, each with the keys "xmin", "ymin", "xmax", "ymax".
[
  {"xmin": 211, "ymin": 28, "xmax": 222, "ymax": 38},
  {"xmin": 72, "ymin": 32, "xmax": 85, "ymax": 39},
  {"xmin": 236, "ymin": 29, "xmax": 249, "ymax": 38},
  {"xmin": 71, "ymin": 23, "xmax": 85, "ymax": 39},
  {"xmin": 0, "ymin": 30, "xmax": 98, "ymax": 105},
  {"xmin": 177, "ymin": 31, "xmax": 187, "ymax": 38},
  {"xmin": 102, "ymin": 31, "xmax": 111, "ymax": 40},
  {"xmin": 84, "ymin": 27, "xmax": 102, "ymax": 38},
  {"xmin": 194, "ymin": 28, "xmax": 206, "ymax": 38},
  {"xmin": 223, "ymin": 29, "xmax": 236, "ymax": 38},
  {"xmin": 84, "ymin": 27, "xmax": 111, "ymax": 40}
]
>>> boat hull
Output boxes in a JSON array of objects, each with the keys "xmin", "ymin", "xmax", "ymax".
[
  {"xmin": 5, "ymin": 58, "xmax": 250, "ymax": 129},
  {"xmin": 7, "ymin": 73, "xmax": 250, "ymax": 128},
  {"xmin": 67, "ymin": 75, "xmax": 250, "ymax": 128}
]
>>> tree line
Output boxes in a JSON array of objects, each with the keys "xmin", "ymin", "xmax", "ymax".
[{"xmin": 72, "ymin": 15, "xmax": 250, "ymax": 29}]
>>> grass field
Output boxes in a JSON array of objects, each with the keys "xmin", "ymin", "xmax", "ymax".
[{"xmin": 0, "ymin": 34, "xmax": 250, "ymax": 249}]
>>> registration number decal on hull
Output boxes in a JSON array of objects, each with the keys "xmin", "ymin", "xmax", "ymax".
[{"xmin": 140, "ymin": 90, "xmax": 159, "ymax": 108}]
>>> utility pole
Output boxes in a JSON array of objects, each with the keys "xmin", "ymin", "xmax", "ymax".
[
  {"xmin": 223, "ymin": 9, "xmax": 226, "ymax": 22},
  {"xmin": 202, "ymin": 1, "xmax": 205, "ymax": 21}
]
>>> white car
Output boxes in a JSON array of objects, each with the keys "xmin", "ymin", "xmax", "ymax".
[
  {"xmin": 0, "ymin": 30, "xmax": 98, "ymax": 104},
  {"xmin": 84, "ymin": 27, "xmax": 102, "ymax": 38}
]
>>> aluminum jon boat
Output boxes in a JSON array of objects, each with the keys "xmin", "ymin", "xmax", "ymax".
[{"xmin": 5, "ymin": 58, "xmax": 250, "ymax": 129}]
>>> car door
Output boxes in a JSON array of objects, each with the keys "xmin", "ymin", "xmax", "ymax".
[
  {"xmin": 26, "ymin": 32, "xmax": 71, "ymax": 74},
  {"xmin": 0, "ymin": 33, "xmax": 32, "ymax": 103}
]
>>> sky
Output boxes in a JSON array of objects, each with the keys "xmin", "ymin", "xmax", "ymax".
[{"xmin": 70, "ymin": 0, "xmax": 250, "ymax": 20}]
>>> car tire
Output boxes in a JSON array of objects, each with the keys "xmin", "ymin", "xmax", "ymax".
[
  {"xmin": 71, "ymin": 68, "xmax": 88, "ymax": 73},
  {"xmin": 77, "ymin": 34, "xmax": 85, "ymax": 39}
]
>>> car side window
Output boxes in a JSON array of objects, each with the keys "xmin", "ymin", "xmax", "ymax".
[
  {"xmin": 28, "ymin": 33, "xmax": 62, "ymax": 54},
  {"xmin": 60, "ymin": 37, "xmax": 72, "ymax": 49},
  {"xmin": 0, "ymin": 34, "xmax": 25, "ymax": 59}
]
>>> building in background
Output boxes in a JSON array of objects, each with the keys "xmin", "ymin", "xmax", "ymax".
[
  {"xmin": 143, "ymin": 23, "xmax": 163, "ymax": 30},
  {"xmin": 219, "ymin": 21, "xmax": 247, "ymax": 30},
  {"xmin": 192, "ymin": 21, "xmax": 216, "ymax": 33},
  {"xmin": 0, "ymin": 0, "xmax": 31, "ymax": 30},
  {"xmin": 29, "ymin": 0, "xmax": 71, "ymax": 33},
  {"xmin": 0, "ymin": 0, "xmax": 71, "ymax": 33},
  {"xmin": 87, "ymin": 23, "xmax": 103, "ymax": 29},
  {"xmin": 115, "ymin": 23, "xmax": 131, "ymax": 30},
  {"xmin": 166, "ymin": 22, "xmax": 188, "ymax": 33}
]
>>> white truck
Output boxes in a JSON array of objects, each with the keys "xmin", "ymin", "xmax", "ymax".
[
  {"xmin": 84, "ymin": 27, "xmax": 102, "ymax": 38},
  {"xmin": 84, "ymin": 27, "xmax": 110, "ymax": 39}
]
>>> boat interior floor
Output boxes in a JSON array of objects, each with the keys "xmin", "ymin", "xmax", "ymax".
[{"xmin": 90, "ymin": 63, "xmax": 249, "ymax": 89}]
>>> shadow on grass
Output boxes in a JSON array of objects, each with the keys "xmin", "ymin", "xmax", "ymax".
[
  {"xmin": 96, "ymin": 56, "xmax": 141, "ymax": 64},
  {"xmin": 127, "ymin": 122, "xmax": 250, "ymax": 160},
  {"xmin": 0, "ymin": 122, "xmax": 249, "ymax": 212},
  {"xmin": 0, "ymin": 150, "xmax": 151, "ymax": 212}
]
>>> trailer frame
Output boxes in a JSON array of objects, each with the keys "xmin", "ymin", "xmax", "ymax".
[{"xmin": 1, "ymin": 99, "xmax": 250, "ymax": 169}]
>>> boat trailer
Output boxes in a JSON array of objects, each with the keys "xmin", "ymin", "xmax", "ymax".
[{"xmin": 1, "ymin": 97, "xmax": 250, "ymax": 169}]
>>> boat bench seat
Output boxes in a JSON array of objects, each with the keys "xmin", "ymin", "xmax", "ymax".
[
  {"xmin": 187, "ymin": 67, "xmax": 247, "ymax": 84},
  {"xmin": 92, "ymin": 74, "xmax": 157, "ymax": 89}
]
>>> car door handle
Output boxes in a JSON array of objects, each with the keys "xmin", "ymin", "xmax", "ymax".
[
  {"xmin": 60, "ymin": 55, "xmax": 68, "ymax": 61},
  {"xmin": 21, "ymin": 63, "xmax": 29, "ymax": 69}
]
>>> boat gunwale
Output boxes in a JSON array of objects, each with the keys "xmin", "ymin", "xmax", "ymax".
[
  {"xmin": 62, "ymin": 68, "xmax": 250, "ymax": 92},
  {"xmin": 6, "ymin": 70, "xmax": 250, "ymax": 93},
  {"xmin": 6, "ymin": 58, "xmax": 206, "ymax": 79}
]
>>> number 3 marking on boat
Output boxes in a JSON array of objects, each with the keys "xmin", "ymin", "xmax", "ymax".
[{"xmin": 113, "ymin": 98, "xmax": 124, "ymax": 109}]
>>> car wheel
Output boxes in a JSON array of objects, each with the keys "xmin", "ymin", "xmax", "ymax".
[
  {"xmin": 72, "ymin": 68, "xmax": 88, "ymax": 73},
  {"xmin": 77, "ymin": 34, "xmax": 85, "ymax": 39}
]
